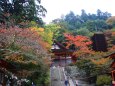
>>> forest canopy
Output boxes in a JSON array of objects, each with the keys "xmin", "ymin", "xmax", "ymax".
[{"xmin": 0, "ymin": 0, "xmax": 47, "ymax": 27}]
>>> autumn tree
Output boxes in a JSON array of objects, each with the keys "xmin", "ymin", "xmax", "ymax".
[
  {"xmin": 0, "ymin": 26, "xmax": 50, "ymax": 85},
  {"xmin": 64, "ymin": 34, "xmax": 93, "ymax": 58}
]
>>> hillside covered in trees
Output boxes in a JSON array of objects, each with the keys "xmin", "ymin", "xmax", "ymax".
[
  {"xmin": 0, "ymin": 0, "xmax": 115, "ymax": 85},
  {"xmin": 45, "ymin": 9, "xmax": 115, "ymax": 85},
  {"xmin": 50, "ymin": 9, "xmax": 113, "ymax": 42}
]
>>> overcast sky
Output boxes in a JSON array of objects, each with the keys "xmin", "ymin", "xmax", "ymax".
[{"xmin": 41, "ymin": 0, "xmax": 115, "ymax": 24}]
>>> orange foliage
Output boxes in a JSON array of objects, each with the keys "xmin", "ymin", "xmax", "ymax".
[
  {"xmin": 109, "ymin": 45, "xmax": 115, "ymax": 51},
  {"xmin": 112, "ymin": 32, "xmax": 115, "ymax": 36},
  {"xmin": 4, "ymin": 52, "xmax": 38, "ymax": 64},
  {"xmin": 64, "ymin": 33, "xmax": 93, "ymax": 57},
  {"xmin": 91, "ymin": 58, "xmax": 110, "ymax": 65},
  {"xmin": 64, "ymin": 34, "xmax": 92, "ymax": 48}
]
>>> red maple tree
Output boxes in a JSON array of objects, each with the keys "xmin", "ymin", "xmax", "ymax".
[{"xmin": 64, "ymin": 33, "xmax": 93, "ymax": 59}]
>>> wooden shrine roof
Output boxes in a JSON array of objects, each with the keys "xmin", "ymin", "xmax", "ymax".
[{"xmin": 51, "ymin": 40, "xmax": 73, "ymax": 56}]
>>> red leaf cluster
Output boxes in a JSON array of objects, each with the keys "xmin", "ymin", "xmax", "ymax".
[
  {"xmin": 64, "ymin": 33, "xmax": 93, "ymax": 57},
  {"xmin": 0, "ymin": 26, "xmax": 48, "ymax": 56}
]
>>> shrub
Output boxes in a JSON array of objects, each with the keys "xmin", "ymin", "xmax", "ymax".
[
  {"xmin": 75, "ymin": 58, "xmax": 96, "ymax": 76},
  {"xmin": 96, "ymin": 75, "xmax": 112, "ymax": 86}
]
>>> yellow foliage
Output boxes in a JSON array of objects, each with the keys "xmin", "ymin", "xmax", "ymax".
[
  {"xmin": 5, "ymin": 53, "xmax": 38, "ymax": 65},
  {"xmin": 30, "ymin": 27, "xmax": 44, "ymax": 32},
  {"xmin": 5, "ymin": 54, "xmax": 24, "ymax": 62},
  {"xmin": 38, "ymin": 28, "xmax": 44, "ymax": 32}
]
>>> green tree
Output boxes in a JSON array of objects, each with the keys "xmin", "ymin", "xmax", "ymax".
[
  {"xmin": 81, "ymin": 9, "xmax": 88, "ymax": 22},
  {"xmin": 52, "ymin": 19, "xmax": 70, "ymax": 42},
  {"xmin": 86, "ymin": 20, "xmax": 109, "ymax": 31},
  {"xmin": 42, "ymin": 24, "xmax": 61, "ymax": 45},
  {"xmin": 97, "ymin": 9, "xmax": 111, "ymax": 20},
  {"xmin": 96, "ymin": 75, "xmax": 111, "ymax": 86},
  {"xmin": 64, "ymin": 11, "xmax": 78, "ymax": 30},
  {"xmin": 73, "ymin": 27, "xmax": 93, "ymax": 37},
  {"xmin": 0, "ymin": 0, "xmax": 46, "ymax": 27}
]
